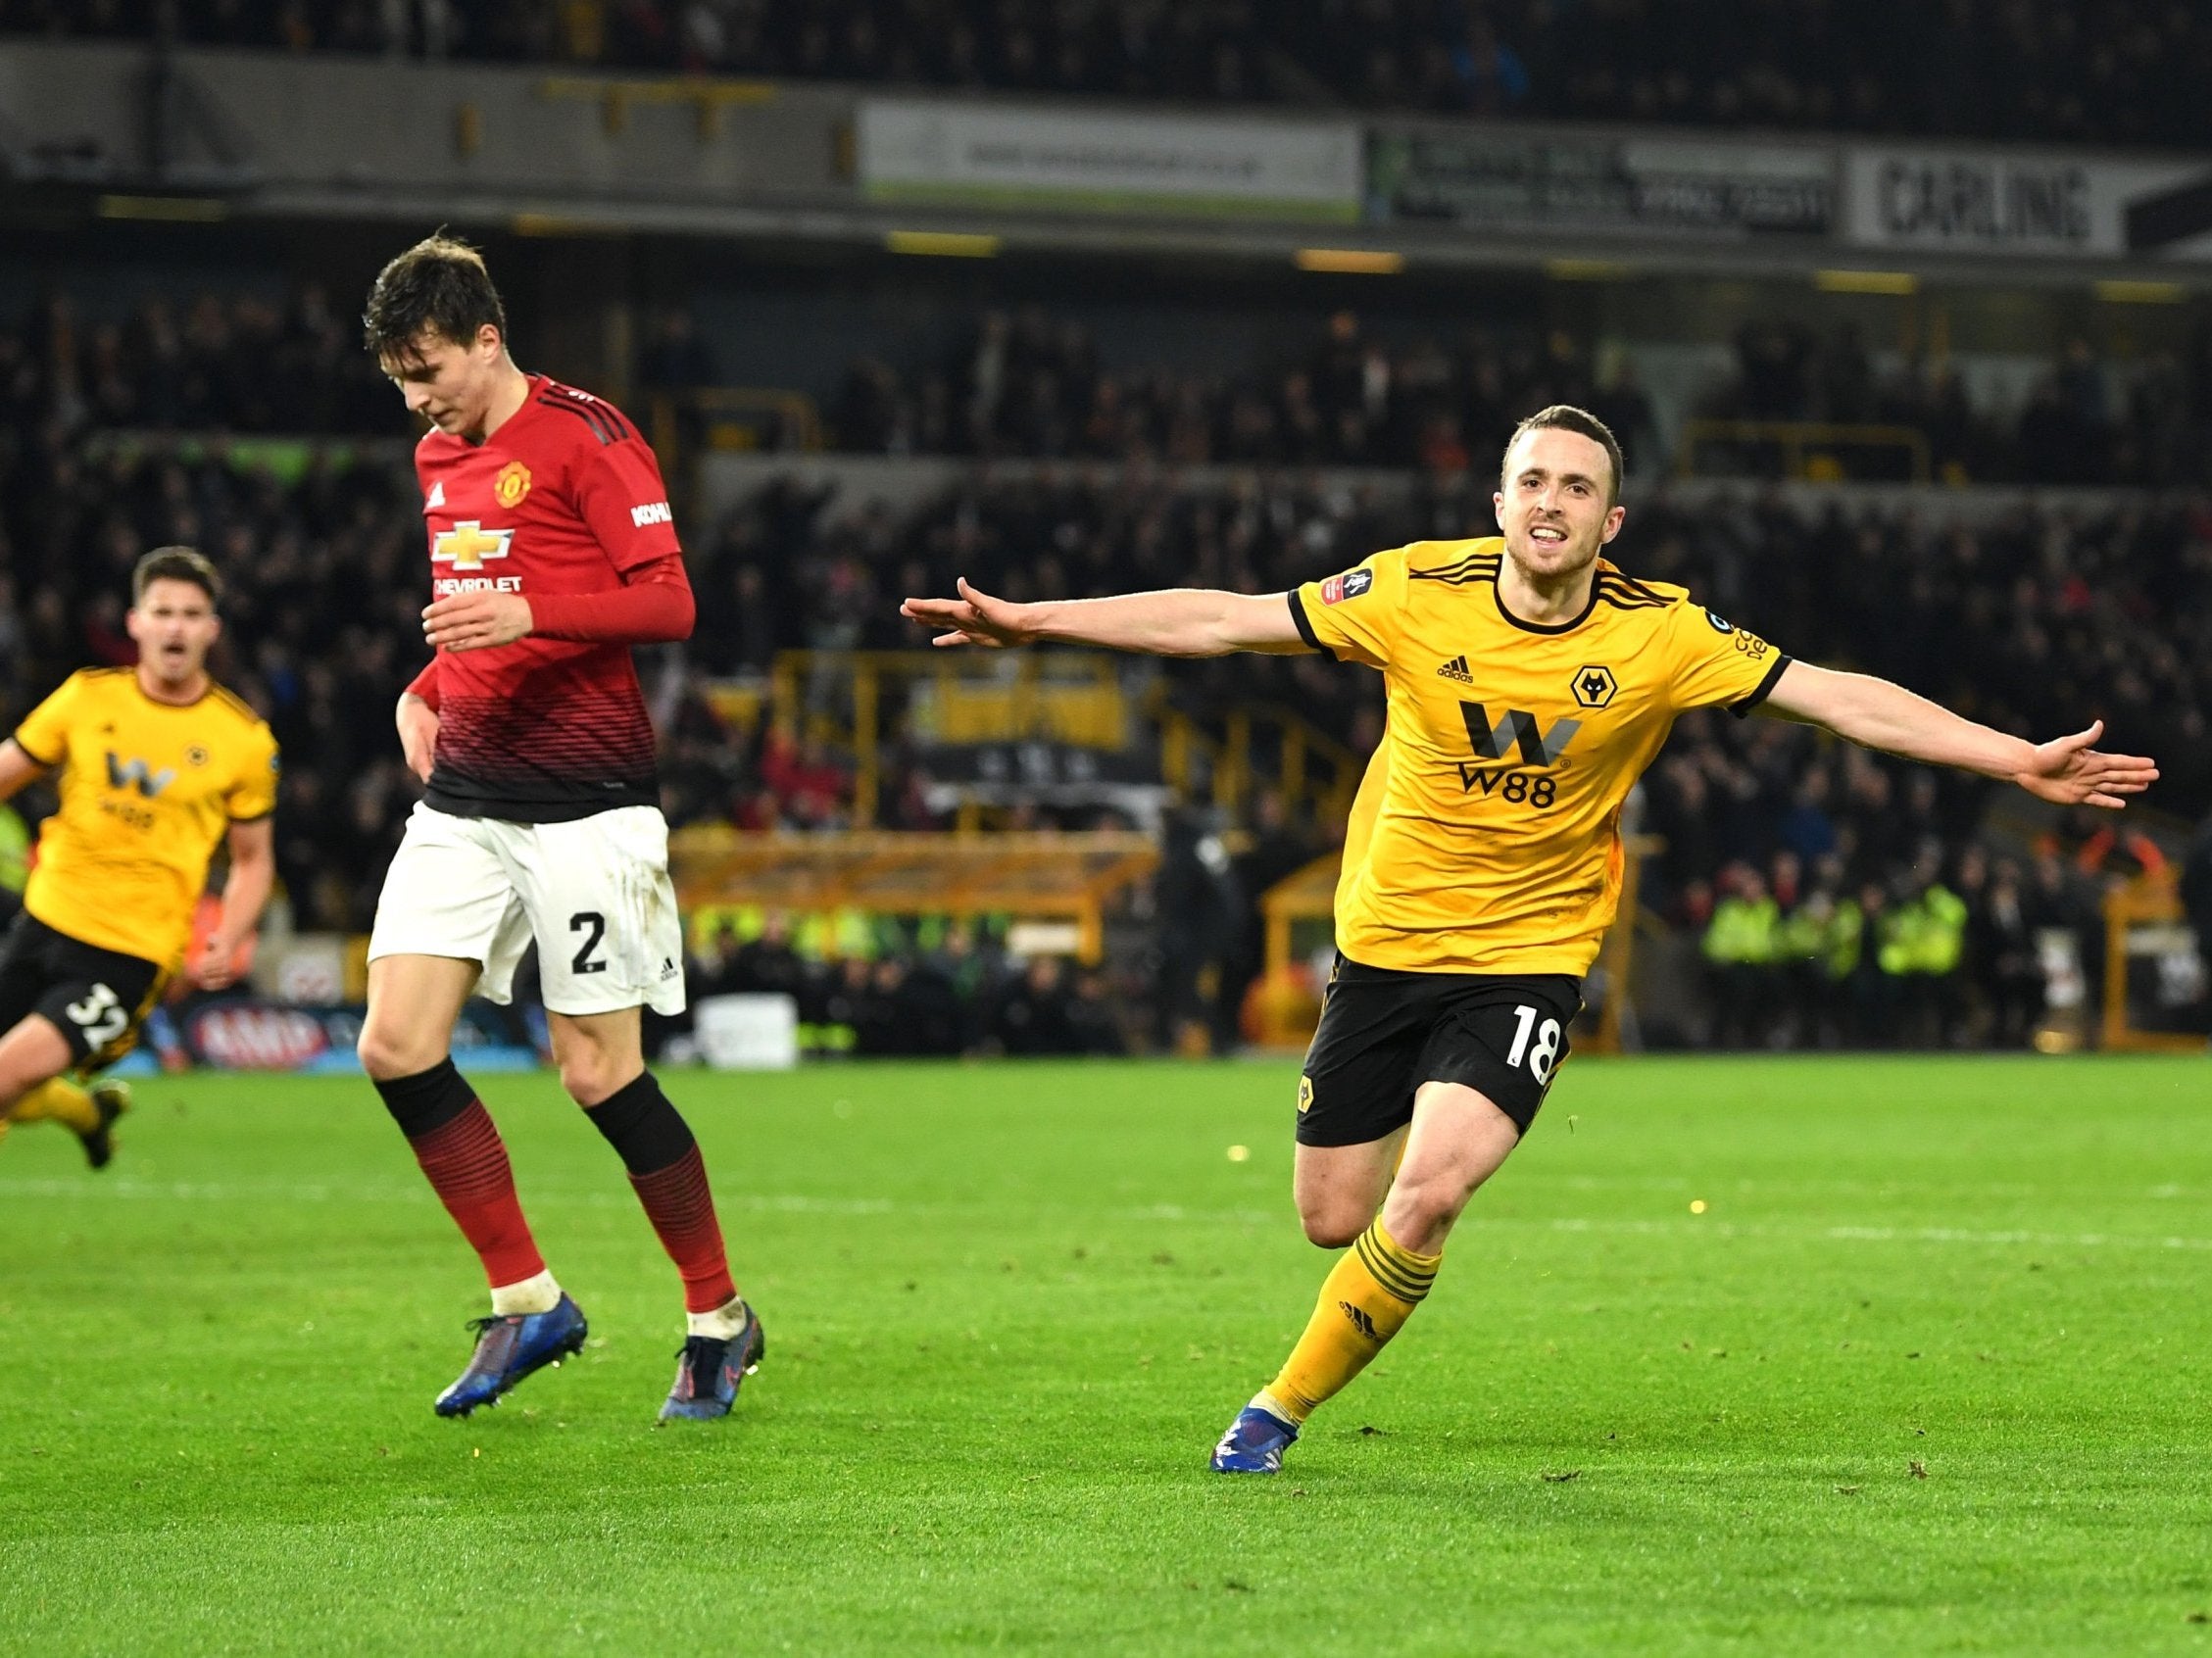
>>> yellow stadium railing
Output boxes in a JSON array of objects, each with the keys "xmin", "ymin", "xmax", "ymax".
[
  {"xmin": 2101, "ymin": 868, "xmax": 2206, "ymax": 1053},
  {"xmin": 764, "ymin": 650, "xmax": 1132, "ymax": 827},
  {"xmin": 668, "ymin": 829, "xmax": 1157, "ymax": 964},
  {"xmin": 536, "ymin": 74, "xmax": 778, "ymax": 140},
  {"xmin": 1674, "ymin": 419, "xmax": 1933, "ymax": 484},
  {"xmin": 1153, "ymin": 697, "xmax": 1363, "ymax": 829},
  {"xmin": 648, "ymin": 387, "xmax": 823, "ymax": 460},
  {"xmin": 755, "ymin": 652, "xmax": 1362, "ymax": 832}
]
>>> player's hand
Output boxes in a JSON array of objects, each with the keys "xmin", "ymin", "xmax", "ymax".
[
  {"xmin": 899, "ymin": 578, "xmax": 1038, "ymax": 648},
  {"xmin": 396, "ymin": 693, "xmax": 439, "ymax": 784},
  {"xmin": 423, "ymin": 590, "xmax": 534, "ymax": 653},
  {"xmin": 2014, "ymin": 721, "xmax": 2159, "ymax": 809},
  {"xmin": 191, "ymin": 932, "xmax": 247, "ymax": 990}
]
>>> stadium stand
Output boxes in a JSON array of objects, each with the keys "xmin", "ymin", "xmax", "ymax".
[
  {"xmin": 0, "ymin": 287, "xmax": 405, "ymax": 439},
  {"xmin": 4, "ymin": 365, "xmax": 2177, "ymax": 1049},
  {"xmin": 0, "ymin": 43, "xmax": 2198, "ymax": 1052},
  {"xmin": 8, "ymin": 1, "xmax": 2208, "ymax": 147},
  {"xmin": 7, "ymin": 280, "xmax": 2202, "ymax": 487},
  {"xmin": 807, "ymin": 305, "xmax": 2212, "ymax": 486}
]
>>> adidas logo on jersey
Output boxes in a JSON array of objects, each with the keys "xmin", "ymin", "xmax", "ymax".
[{"xmin": 1437, "ymin": 655, "xmax": 1473, "ymax": 683}]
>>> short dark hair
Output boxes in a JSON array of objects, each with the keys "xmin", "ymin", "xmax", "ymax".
[
  {"xmin": 1505, "ymin": 405, "xmax": 1626, "ymax": 507},
  {"xmin": 133, "ymin": 546, "xmax": 221, "ymax": 608},
  {"xmin": 363, "ymin": 233, "xmax": 508, "ymax": 365}
]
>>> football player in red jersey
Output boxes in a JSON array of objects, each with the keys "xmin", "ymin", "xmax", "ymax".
[{"xmin": 356, "ymin": 236, "xmax": 758, "ymax": 1422}]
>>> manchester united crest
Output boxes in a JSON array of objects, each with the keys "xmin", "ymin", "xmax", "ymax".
[{"xmin": 494, "ymin": 461, "xmax": 532, "ymax": 509}]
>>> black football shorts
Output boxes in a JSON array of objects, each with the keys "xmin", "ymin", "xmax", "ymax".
[
  {"xmin": 1296, "ymin": 953, "xmax": 1583, "ymax": 1146},
  {"xmin": 0, "ymin": 911, "xmax": 167, "ymax": 1068}
]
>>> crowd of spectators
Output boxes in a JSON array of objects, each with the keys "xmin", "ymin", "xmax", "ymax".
[
  {"xmin": 1650, "ymin": 707, "xmax": 2135, "ymax": 1049},
  {"xmin": 3, "ymin": 430, "xmax": 2200, "ymax": 1047},
  {"xmin": 5, "ymin": 259, "xmax": 2208, "ymax": 1048},
  {"xmin": 822, "ymin": 306, "xmax": 2212, "ymax": 488},
  {"xmin": 0, "ymin": 286, "xmax": 403, "ymax": 440},
  {"xmin": 8, "ymin": 1, "xmax": 2208, "ymax": 149},
  {"xmin": 11, "ymin": 282, "xmax": 2204, "ymax": 496},
  {"xmin": 689, "ymin": 465, "xmax": 2212, "ymax": 813},
  {"xmin": 1705, "ymin": 319, "xmax": 2212, "ymax": 489},
  {"xmin": 829, "ymin": 309, "xmax": 1662, "ymax": 478},
  {"xmin": 684, "ymin": 463, "xmax": 2210, "ymax": 1046}
]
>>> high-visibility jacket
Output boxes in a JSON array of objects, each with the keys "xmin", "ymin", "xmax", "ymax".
[
  {"xmin": 1703, "ymin": 895, "xmax": 1779, "ymax": 966},
  {"xmin": 0, "ymin": 805, "xmax": 26, "ymax": 896},
  {"xmin": 1823, "ymin": 898, "xmax": 1864, "ymax": 980},
  {"xmin": 1878, "ymin": 884, "xmax": 1967, "ymax": 975}
]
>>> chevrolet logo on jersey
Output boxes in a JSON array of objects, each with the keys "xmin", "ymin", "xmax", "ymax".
[
  {"xmin": 432, "ymin": 521, "xmax": 514, "ymax": 571},
  {"xmin": 1458, "ymin": 704, "xmax": 1580, "ymax": 767},
  {"xmin": 105, "ymin": 753, "xmax": 175, "ymax": 797}
]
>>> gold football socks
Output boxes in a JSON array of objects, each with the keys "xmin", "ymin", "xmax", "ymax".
[
  {"xmin": 6, "ymin": 1077, "xmax": 101, "ymax": 1137},
  {"xmin": 1256, "ymin": 1218, "xmax": 1441, "ymax": 1425}
]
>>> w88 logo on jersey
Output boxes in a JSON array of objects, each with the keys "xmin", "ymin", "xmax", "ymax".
[{"xmin": 1455, "ymin": 764, "xmax": 1559, "ymax": 808}]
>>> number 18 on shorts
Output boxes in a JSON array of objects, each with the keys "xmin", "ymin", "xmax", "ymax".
[
  {"xmin": 367, "ymin": 804, "xmax": 687, "ymax": 1016},
  {"xmin": 1295, "ymin": 956, "xmax": 1581, "ymax": 1146}
]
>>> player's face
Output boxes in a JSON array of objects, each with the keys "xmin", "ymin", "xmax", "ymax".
[
  {"xmin": 127, "ymin": 578, "xmax": 221, "ymax": 688},
  {"xmin": 1494, "ymin": 428, "xmax": 1626, "ymax": 579},
  {"xmin": 381, "ymin": 324, "xmax": 506, "ymax": 437}
]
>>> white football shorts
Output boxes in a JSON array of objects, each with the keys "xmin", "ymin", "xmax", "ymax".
[{"xmin": 367, "ymin": 803, "xmax": 686, "ymax": 1016}]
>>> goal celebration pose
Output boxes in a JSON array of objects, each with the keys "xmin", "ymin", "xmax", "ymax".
[
  {"xmin": 0, "ymin": 550, "xmax": 275, "ymax": 1166},
  {"xmin": 360, "ymin": 236, "xmax": 759, "ymax": 1421},
  {"xmin": 902, "ymin": 406, "xmax": 2157, "ymax": 1475}
]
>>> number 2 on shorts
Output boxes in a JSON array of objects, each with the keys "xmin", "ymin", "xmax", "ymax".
[
  {"xmin": 1504, "ymin": 1002, "xmax": 1562, "ymax": 1085},
  {"xmin": 569, "ymin": 911, "xmax": 608, "ymax": 975}
]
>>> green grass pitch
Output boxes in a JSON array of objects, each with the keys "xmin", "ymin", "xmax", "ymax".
[{"xmin": 2, "ymin": 1055, "xmax": 2209, "ymax": 1655}]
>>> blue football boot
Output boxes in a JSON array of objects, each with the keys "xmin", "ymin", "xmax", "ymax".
[
  {"xmin": 1210, "ymin": 1403, "xmax": 1300, "ymax": 1474},
  {"xmin": 659, "ymin": 1303, "xmax": 765, "ymax": 1422},
  {"xmin": 433, "ymin": 1293, "xmax": 588, "ymax": 1418}
]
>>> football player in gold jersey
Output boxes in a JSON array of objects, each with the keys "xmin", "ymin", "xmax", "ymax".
[
  {"xmin": 902, "ymin": 406, "xmax": 2158, "ymax": 1475},
  {"xmin": 0, "ymin": 548, "xmax": 278, "ymax": 1166}
]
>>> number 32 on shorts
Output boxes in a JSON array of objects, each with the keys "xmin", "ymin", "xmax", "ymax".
[
  {"xmin": 67, "ymin": 983, "xmax": 129, "ymax": 1047},
  {"xmin": 1504, "ymin": 1003, "xmax": 1562, "ymax": 1087}
]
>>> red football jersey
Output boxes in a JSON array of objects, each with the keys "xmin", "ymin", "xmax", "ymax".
[{"xmin": 416, "ymin": 375, "xmax": 686, "ymax": 821}]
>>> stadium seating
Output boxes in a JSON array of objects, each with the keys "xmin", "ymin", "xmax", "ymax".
[
  {"xmin": 10, "ymin": 1, "xmax": 2208, "ymax": 147},
  {"xmin": 7, "ymin": 283, "xmax": 2201, "ymax": 488}
]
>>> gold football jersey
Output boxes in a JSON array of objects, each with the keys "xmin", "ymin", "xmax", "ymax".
[
  {"xmin": 11, "ymin": 668, "xmax": 278, "ymax": 965},
  {"xmin": 1292, "ymin": 537, "xmax": 1788, "ymax": 976}
]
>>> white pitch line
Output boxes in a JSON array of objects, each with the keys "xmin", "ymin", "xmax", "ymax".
[
  {"xmin": 1, "ymin": 1180, "xmax": 2204, "ymax": 1254},
  {"xmin": 0, "ymin": 1179, "xmax": 897, "ymax": 1215},
  {"xmin": 1523, "ymin": 1215, "xmax": 2212, "ymax": 1253}
]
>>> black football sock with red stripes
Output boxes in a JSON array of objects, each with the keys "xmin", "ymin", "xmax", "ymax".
[
  {"xmin": 375, "ymin": 1059, "xmax": 549, "ymax": 1295},
  {"xmin": 586, "ymin": 1072, "xmax": 740, "ymax": 1318}
]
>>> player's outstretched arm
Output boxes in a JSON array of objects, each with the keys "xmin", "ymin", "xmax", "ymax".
[
  {"xmin": 899, "ymin": 578, "xmax": 1309, "ymax": 658},
  {"xmin": 0, "ymin": 739, "xmax": 47, "ymax": 803},
  {"xmin": 1762, "ymin": 660, "xmax": 2158, "ymax": 809}
]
